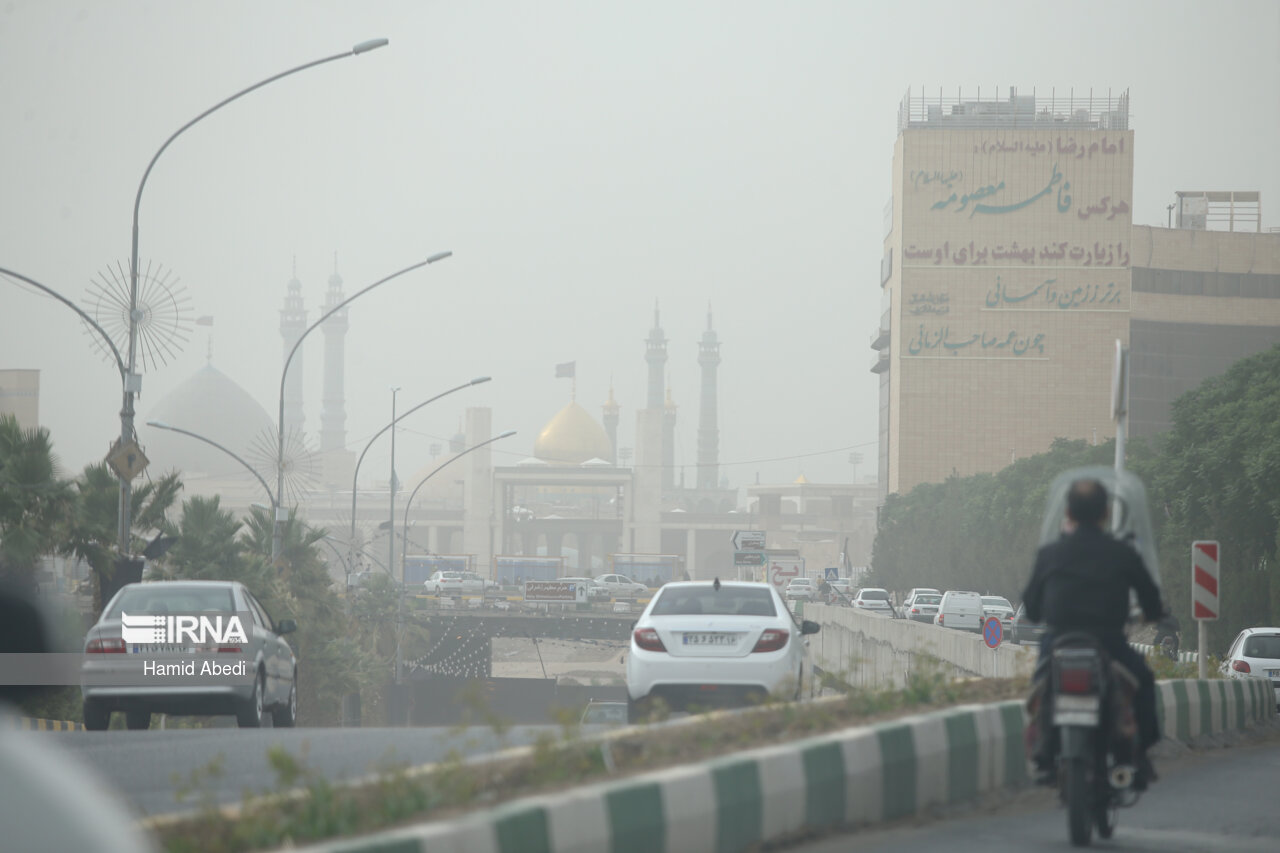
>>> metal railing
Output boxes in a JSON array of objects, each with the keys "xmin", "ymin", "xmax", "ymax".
[{"xmin": 898, "ymin": 86, "xmax": 1130, "ymax": 133}]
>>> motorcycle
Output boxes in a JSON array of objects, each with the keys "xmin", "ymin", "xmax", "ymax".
[{"xmin": 1028, "ymin": 632, "xmax": 1143, "ymax": 846}]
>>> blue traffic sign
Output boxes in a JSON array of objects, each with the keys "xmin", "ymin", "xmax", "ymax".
[
  {"xmin": 824, "ymin": 567, "xmax": 839, "ymax": 581},
  {"xmin": 983, "ymin": 616, "xmax": 1003, "ymax": 649}
]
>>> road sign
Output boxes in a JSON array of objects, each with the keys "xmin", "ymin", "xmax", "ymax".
[
  {"xmin": 733, "ymin": 551, "xmax": 765, "ymax": 567},
  {"xmin": 106, "ymin": 439, "xmax": 149, "ymax": 481},
  {"xmin": 982, "ymin": 616, "xmax": 1003, "ymax": 649},
  {"xmin": 767, "ymin": 557, "xmax": 804, "ymax": 591},
  {"xmin": 1192, "ymin": 540, "xmax": 1220, "ymax": 620},
  {"xmin": 732, "ymin": 530, "xmax": 766, "ymax": 551},
  {"xmin": 824, "ymin": 567, "xmax": 839, "ymax": 581}
]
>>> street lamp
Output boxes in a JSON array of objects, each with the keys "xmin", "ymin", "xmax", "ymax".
[
  {"xmin": 120, "ymin": 38, "xmax": 390, "ymax": 557},
  {"xmin": 274, "ymin": 252, "xmax": 453, "ymax": 564},
  {"xmin": 395, "ymin": 429, "xmax": 516, "ymax": 684},
  {"xmin": 348, "ymin": 376, "xmax": 492, "ymax": 568},
  {"xmin": 388, "ymin": 386, "xmax": 401, "ymax": 602},
  {"xmin": 146, "ymin": 420, "xmax": 277, "ymax": 509}
]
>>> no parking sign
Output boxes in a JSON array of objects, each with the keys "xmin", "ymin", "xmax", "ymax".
[{"xmin": 982, "ymin": 616, "xmax": 1003, "ymax": 649}]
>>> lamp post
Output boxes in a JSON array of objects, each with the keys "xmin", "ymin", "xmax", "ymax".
[
  {"xmin": 1, "ymin": 267, "xmax": 127, "ymax": 384},
  {"xmin": 146, "ymin": 420, "xmax": 277, "ymax": 509},
  {"xmin": 274, "ymin": 252, "xmax": 452, "ymax": 564},
  {"xmin": 120, "ymin": 38, "xmax": 390, "ymax": 557},
  {"xmin": 388, "ymin": 386, "xmax": 401, "ymax": 599},
  {"xmin": 396, "ymin": 430, "xmax": 516, "ymax": 684},
  {"xmin": 348, "ymin": 376, "xmax": 491, "ymax": 569}
]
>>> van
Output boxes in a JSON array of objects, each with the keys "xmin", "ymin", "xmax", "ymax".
[{"xmin": 934, "ymin": 590, "xmax": 983, "ymax": 632}]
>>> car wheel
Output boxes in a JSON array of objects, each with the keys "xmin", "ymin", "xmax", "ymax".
[
  {"xmin": 237, "ymin": 670, "xmax": 266, "ymax": 728},
  {"xmin": 271, "ymin": 674, "xmax": 298, "ymax": 728},
  {"xmin": 125, "ymin": 709, "xmax": 150, "ymax": 730},
  {"xmin": 83, "ymin": 700, "xmax": 110, "ymax": 731}
]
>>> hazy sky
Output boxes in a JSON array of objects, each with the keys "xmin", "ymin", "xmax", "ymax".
[{"xmin": 3, "ymin": 1, "xmax": 1278, "ymax": 491}]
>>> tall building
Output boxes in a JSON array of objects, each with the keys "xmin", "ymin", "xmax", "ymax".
[
  {"xmin": 876, "ymin": 87, "xmax": 1134, "ymax": 498},
  {"xmin": 662, "ymin": 386, "xmax": 677, "ymax": 491},
  {"xmin": 279, "ymin": 266, "xmax": 307, "ymax": 442},
  {"xmin": 602, "ymin": 383, "xmax": 620, "ymax": 463},
  {"xmin": 320, "ymin": 258, "xmax": 355, "ymax": 487},
  {"xmin": 0, "ymin": 369, "xmax": 39, "ymax": 430},
  {"xmin": 645, "ymin": 301, "xmax": 666, "ymax": 409},
  {"xmin": 320, "ymin": 260, "xmax": 348, "ymax": 455},
  {"xmin": 696, "ymin": 307, "xmax": 721, "ymax": 490}
]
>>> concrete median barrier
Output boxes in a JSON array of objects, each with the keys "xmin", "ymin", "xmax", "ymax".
[
  {"xmin": 280, "ymin": 677, "xmax": 1275, "ymax": 853},
  {"xmin": 9, "ymin": 717, "xmax": 83, "ymax": 731}
]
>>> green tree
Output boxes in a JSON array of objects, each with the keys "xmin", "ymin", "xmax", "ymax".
[
  {"xmin": 0, "ymin": 415, "xmax": 73, "ymax": 592},
  {"xmin": 61, "ymin": 463, "xmax": 182, "ymax": 614},
  {"xmin": 1152, "ymin": 343, "xmax": 1280, "ymax": 651}
]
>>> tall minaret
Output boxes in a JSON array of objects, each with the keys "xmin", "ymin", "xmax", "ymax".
[
  {"xmin": 696, "ymin": 305, "xmax": 721, "ymax": 490},
  {"xmin": 280, "ymin": 262, "xmax": 306, "ymax": 440},
  {"xmin": 645, "ymin": 300, "xmax": 666, "ymax": 410},
  {"xmin": 602, "ymin": 383, "xmax": 620, "ymax": 463},
  {"xmin": 320, "ymin": 256, "xmax": 348, "ymax": 454},
  {"xmin": 662, "ymin": 384, "xmax": 677, "ymax": 491}
]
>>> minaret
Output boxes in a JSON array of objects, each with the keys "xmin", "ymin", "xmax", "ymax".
[
  {"xmin": 280, "ymin": 262, "xmax": 306, "ymax": 440},
  {"xmin": 697, "ymin": 305, "xmax": 721, "ymax": 490},
  {"xmin": 662, "ymin": 385, "xmax": 677, "ymax": 491},
  {"xmin": 645, "ymin": 300, "xmax": 666, "ymax": 410},
  {"xmin": 602, "ymin": 382, "xmax": 620, "ymax": 463},
  {"xmin": 320, "ymin": 256, "xmax": 348, "ymax": 454}
]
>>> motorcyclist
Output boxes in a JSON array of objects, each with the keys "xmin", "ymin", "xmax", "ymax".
[{"xmin": 1022, "ymin": 478, "xmax": 1164, "ymax": 789}]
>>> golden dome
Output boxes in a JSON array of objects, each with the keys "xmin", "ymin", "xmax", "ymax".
[
  {"xmin": 534, "ymin": 401, "xmax": 614, "ymax": 465},
  {"xmin": 794, "ymin": 474, "xmax": 810, "ymax": 484}
]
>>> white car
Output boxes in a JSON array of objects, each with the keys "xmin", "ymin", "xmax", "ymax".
[
  {"xmin": 594, "ymin": 573, "xmax": 648, "ymax": 598},
  {"xmin": 901, "ymin": 591, "xmax": 942, "ymax": 623},
  {"xmin": 626, "ymin": 581, "xmax": 820, "ymax": 721},
  {"xmin": 934, "ymin": 590, "xmax": 984, "ymax": 632},
  {"xmin": 852, "ymin": 587, "xmax": 895, "ymax": 615},
  {"xmin": 980, "ymin": 595, "xmax": 1015, "ymax": 633},
  {"xmin": 784, "ymin": 578, "xmax": 817, "ymax": 601},
  {"xmin": 462, "ymin": 571, "xmax": 498, "ymax": 595},
  {"xmin": 1222, "ymin": 627, "xmax": 1280, "ymax": 709},
  {"xmin": 828, "ymin": 578, "xmax": 852, "ymax": 597},
  {"xmin": 426, "ymin": 571, "xmax": 465, "ymax": 595}
]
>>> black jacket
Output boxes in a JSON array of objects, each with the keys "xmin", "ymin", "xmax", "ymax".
[{"xmin": 1022, "ymin": 525, "xmax": 1162, "ymax": 636}]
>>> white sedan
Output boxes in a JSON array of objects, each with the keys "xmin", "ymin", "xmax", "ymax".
[
  {"xmin": 625, "ymin": 580, "xmax": 820, "ymax": 722},
  {"xmin": 1222, "ymin": 627, "xmax": 1280, "ymax": 709},
  {"xmin": 784, "ymin": 578, "xmax": 817, "ymax": 601},
  {"xmin": 594, "ymin": 573, "xmax": 648, "ymax": 598},
  {"xmin": 852, "ymin": 587, "xmax": 895, "ymax": 615}
]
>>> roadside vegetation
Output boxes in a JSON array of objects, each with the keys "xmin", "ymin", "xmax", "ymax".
[
  {"xmin": 870, "ymin": 342, "xmax": 1280, "ymax": 656},
  {"xmin": 150, "ymin": 665, "xmax": 1024, "ymax": 853}
]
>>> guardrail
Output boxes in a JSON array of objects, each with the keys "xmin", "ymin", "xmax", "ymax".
[
  {"xmin": 8, "ymin": 717, "xmax": 84, "ymax": 731},
  {"xmin": 284, "ymin": 677, "xmax": 1276, "ymax": 853},
  {"xmin": 1131, "ymin": 642, "xmax": 1198, "ymax": 664}
]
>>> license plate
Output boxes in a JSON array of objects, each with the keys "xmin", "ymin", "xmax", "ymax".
[
  {"xmin": 130, "ymin": 645, "xmax": 191, "ymax": 654},
  {"xmin": 1267, "ymin": 669, "xmax": 1280, "ymax": 678},
  {"xmin": 682, "ymin": 632, "xmax": 738, "ymax": 646}
]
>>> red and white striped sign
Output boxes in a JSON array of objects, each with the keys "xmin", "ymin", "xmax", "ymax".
[{"xmin": 1192, "ymin": 540, "xmax": 1220, "ymax": 620}]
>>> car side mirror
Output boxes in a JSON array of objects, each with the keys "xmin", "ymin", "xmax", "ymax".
[
  {"xmin": 276, "ymin": 618, "xmax": 297, "ymax": 636},
  {"xmin": 801, "ymin": 620, "xmax": 821, "ymax": 636}
]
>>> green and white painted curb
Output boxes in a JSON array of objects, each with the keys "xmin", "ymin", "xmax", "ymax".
[{"xmin": 287, "ymin": 678, "xmax": 1276, "ymax": 853}]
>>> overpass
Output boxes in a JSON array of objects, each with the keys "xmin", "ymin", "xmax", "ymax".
[{"xmin": 803, "ymin": 602, "xmax": 1035, "ymax": 687}]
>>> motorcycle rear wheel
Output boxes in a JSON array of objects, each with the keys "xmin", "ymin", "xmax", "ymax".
[{"xmin": 1065, "ymin": 758, "xmax": 1094, "ymax": 847}]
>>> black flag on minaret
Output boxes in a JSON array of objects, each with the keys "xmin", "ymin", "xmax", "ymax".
[{"xmin": 555, "ymin": 361, "xmax": 575, "ymax": 378}]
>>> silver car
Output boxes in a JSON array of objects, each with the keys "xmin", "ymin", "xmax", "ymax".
[{"xmin": 81, "ymin": 580, "xmax": 297, "ymax": 730}]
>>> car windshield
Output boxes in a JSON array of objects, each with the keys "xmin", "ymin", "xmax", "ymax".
[
  {"xmin": 582, "ymin": 704, "xmax": 627, "ymax": 723},
  {"xmin": 1242, "ymin": 635, "xmax": 1280, "ymax": 659},
  {"xmin": 106, "ymin": 585, "xmax": 235, "ymax": 618},
  {"xmin": 789, "ymin": 579, "xmax": 812, "ymax": 586},
  {"xmin": 442, "ymin": 573, "xmax": 461, "ymax": 579},
  {"xmin": 859, "ymin": 590, "xmax": 890, "ymax": 600},
  {"xmin": 982, "ymin": 597, "xmax": 1012, "ymax": 608},
  {"xmin": 916, "ymin": 594, "xmax": 942, "ymax": 605},
  {"xmin": 650, "ymin": 586, "xmax": 777, "ymax": 617}
]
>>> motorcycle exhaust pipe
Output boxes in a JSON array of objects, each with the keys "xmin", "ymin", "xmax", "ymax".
[{"xmin": 1109, "ymin": 765, "xmax": 1134, "ymax": 789}]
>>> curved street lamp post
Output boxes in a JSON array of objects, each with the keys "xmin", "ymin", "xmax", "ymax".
[
  {"xmin": 119, "ymin": 38, "xmax": 390, "ymax": 556},
  {"xmin": 347, "ymin": 376, "xmax": 491, "ymax": 572},
  {"xmin": 395, "ymin": 430, "xmax": 516, "ymax": 684},
  {"xmin": 274, "ymin": 252, "xmax": 452, "ymax": 564}
]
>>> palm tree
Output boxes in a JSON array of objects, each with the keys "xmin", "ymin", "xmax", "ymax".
[
  {"xmin": 62, "ymin": 463, "xmax": 182, "ymax": 614},
  {"xmin": 0, "ymin": 415, "xmax": 73, "ymax": 592},
  {"xmin": 157, "ymin": 495, "xmax": 247, "ymax": 582}
]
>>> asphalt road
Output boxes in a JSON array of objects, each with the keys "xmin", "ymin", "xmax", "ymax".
[
  {"xmin": 795, "ymin": 739, "xmax": 1280, "ymax": 852},
  {"xmin": 59, "ymin": 725, "xmax": 578, "ymax": 818}
]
